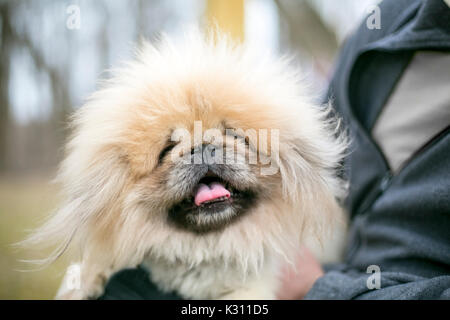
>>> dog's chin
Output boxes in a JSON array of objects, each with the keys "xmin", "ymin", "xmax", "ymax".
[{"xmin": 167, "ymin": 174, "xmax": 258, "ymax": 234}]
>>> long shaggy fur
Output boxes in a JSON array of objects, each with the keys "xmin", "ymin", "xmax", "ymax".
[{"xmin": 23, "ymin": 30, "xmax": 347, "ymax": 299}]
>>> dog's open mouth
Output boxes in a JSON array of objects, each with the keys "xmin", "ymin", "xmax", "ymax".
[
  {"xmin": 168, "ymin": 171, "xmax": 257, "ymax": 233},
  {"xmin": 193, "ymin": 175, "xmax": 232, "ymax": 207}
]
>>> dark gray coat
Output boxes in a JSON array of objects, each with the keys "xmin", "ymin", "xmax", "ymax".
[{"xmin": 306, "ymin": 0, "xmax": 450, "ymax": 299}]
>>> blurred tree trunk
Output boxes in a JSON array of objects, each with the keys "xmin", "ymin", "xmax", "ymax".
[
  {"xmin": 0, "ymin": 3, "xmax": 12, "ymax": 171},
  {"xmin": 1, "ymin": 1, "xmax": 73, "ymax": 172}
]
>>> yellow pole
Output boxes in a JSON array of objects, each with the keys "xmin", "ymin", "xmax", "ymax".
[{"xmin": 206, "ymin": 0, "xmax": 244, "ymax": 42}]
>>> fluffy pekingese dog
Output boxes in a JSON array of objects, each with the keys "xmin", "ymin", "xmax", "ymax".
[{"xmin": 26, "ymin": 31, "xmax": 347, "ymax": 299}]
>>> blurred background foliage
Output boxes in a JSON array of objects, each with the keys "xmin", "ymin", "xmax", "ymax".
[{"xmin": 0, "ymin": 0, "xmax": 376, "ymax": 299}]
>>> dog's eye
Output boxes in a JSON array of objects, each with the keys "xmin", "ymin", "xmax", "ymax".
[
  {"xmin": 243, "ymin": 135, "xmax": 250, "ymax": 146},
  {"xmin": 226, "ymin": 129, "xmax": 250, "ymax": 146},
  {"xmin": 158, "ymin": 143, "xmax": 176, "ymax": 165}
]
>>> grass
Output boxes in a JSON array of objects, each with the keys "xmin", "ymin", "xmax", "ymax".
[{"xmin": 0, "ymin": 175, "xmax": 70, "ymax": 299}]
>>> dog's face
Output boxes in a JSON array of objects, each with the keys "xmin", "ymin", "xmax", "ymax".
[
  {"xmin": 31, "ymin": 33, "xmax": 346, "ymax": 270},
  {"xmin": 157, "ymin": 126, "xmax": 262, "ymax": 234},
  {"xmin": 123, "ymin": 83, "xmax": 283, "ymax": 234}
]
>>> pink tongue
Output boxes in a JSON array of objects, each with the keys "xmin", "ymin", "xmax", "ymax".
[{"xmin": 194, "ymin": 182, "xmax": 231, "ymax": 206}]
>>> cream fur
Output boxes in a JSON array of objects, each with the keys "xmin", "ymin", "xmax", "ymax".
[{"xmin": 24, "ymin": 30, "xmax": 348, "ymax": 300}]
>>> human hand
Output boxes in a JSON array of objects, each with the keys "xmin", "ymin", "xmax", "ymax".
[{"xmin": 276, "ymin": 247, "xmax": 324, "ymax": 300}]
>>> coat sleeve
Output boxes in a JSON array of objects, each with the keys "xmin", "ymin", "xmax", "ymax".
[{"xmin": 305, "ymin": 267, "xmax": 450, "ymax": 300}]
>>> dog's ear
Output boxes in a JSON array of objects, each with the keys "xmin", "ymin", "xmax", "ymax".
[
  {"xmin": 276, "ymin": 104, "xmax": 348, "ymax": 243},
  {"xmin": 279, "ymin": 105, "xmax": 347, "ymax": 196},
  {"xmin": 20, "ymin": 135, "xmax": 130, "ymax": 267}
]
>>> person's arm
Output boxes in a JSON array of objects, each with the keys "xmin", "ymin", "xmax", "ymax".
[
  {"xmin": 305, "ymin": 270, "xmax": 450, "ymax": 300},
  {"xmin": 276, "ymin": 248, "xmax": 450, "ymax": 300}
]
